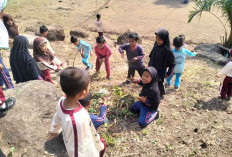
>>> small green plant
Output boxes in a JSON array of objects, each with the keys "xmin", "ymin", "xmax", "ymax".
[
  {"xmin": 114, "ymin": 86, "xmax": 123, "ymax": 96},
  {"xmin": 101, "ymin": 131, "xmax": 117, "ymax": 147}
]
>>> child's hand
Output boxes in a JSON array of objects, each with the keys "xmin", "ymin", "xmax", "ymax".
[
  {"xmin": 137, "ymin": 96, "xmax": 147, "ymax": 103},
  {"xmin": 120, "ymin": 53, "xmax": 124, "ymax": 58},
  {"xmin": 0, "ymin": 64, "xmax": 3, "ymax": 70},
  {"xmin": 81, "ymin": 53, "xmax": 85, "ymax": 58},
  {"xmin": 164, "ymin": 74, "xmax": 169, "ymax": 78},
  {"xmin": 47, "ymin": 131, "xmax": 58, "ymax": 141},
  {"xmin": 130, "ymin": 76, "xmax": 138, "ymax": 83},
  {"xmin": 132, "ymin": 57, "xmax": 138, "ymax": 61}
]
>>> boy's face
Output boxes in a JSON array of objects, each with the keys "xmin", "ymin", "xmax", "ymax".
[
  {"xmin": 129, "ymin": 38, "xmax": 137, "ymax": 48},
  {"xmin": 155, "ymin": 35, "xmax": 164, "ymax": 46},
  {"xmin": 74, "ymin": 41, "xmax": 79, "ymax": 46},
  {"xmin": 42, "ymin": 31, "xmax": 48, "ymax": 37},
  {"xmin": 97, "ymin": 43, "xmax": 104, "ymax": 49},
  {"xmin": 142, "ymin": 71, "xmax": 152, "ymax": 84},
  {"xmin": 39, "ymin": 43, "xmax": 48, "ymax": 53}
]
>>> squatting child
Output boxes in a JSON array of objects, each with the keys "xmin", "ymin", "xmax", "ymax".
[
  {"xmin": 166, "ymin": 36, "xmax": 196, "ymax": 90},
  {"xmin": 71, "ymin": 36, "xmax": 93, "ymax": 70},
  {"xmin": 119, "ymin": 32, "xmax": 145, "ymax": 84},
  {"xmin": 130, "ymin": 67, "xmax": 160, "ymax": 128},
  {"xmin": 47, "ymin": 67, "xmax": 106, "ymax": 157},
  {"xmin": 148, "ymin": 28, "xmax": 175, "ymax": 98},
  {"xmin": 94, "ymin": 36, "xmax": 112, "ymax": 79},
  {"xmin": 79, "ymin": 92, "xmax": 109, "ymax": 129},
  {"xmin": 216, "ymin": 52, "xmax": 232, "ymax": 100}
]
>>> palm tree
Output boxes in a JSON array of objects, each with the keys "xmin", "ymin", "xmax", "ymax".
[{"xmin": 188, "ymin": 0, "xmax": 232, "ymax": 47}]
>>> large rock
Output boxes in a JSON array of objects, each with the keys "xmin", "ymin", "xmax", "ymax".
[
  {"xmin": 35, "ymin": 26, "xmax": 65, "ymax": 41},
  {"xmin": 70, "ymin": 29, "xmax": 89, "ymax": 38},
  {"xmin": 194, "ymin": 44, "xmax": 229, "ymax": 66},
  {"xmin": 0, "ymin": 80, "xmax": 66, "ymax": 156},
  {"xmin": 117, "ymin": 30, "xmax": 142, "ymax": 45},
  {"xmin": 47, "ymin": 26, "xmax": 65, "ymax": 41}
]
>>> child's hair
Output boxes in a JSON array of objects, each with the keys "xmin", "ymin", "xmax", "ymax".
[
  {"xmin": 179, "ymin": 34, "xmax": 185, "ymax": 41},
  {"xmin": 173, "ymin": 36, "xmax": 184, "ymax": 48},
  {"xmin": 70, "ymin": 36, "xmax": 79, "ymax": 43},
  {"xmin": 96, "ymin": 14, "xmax": 101, "ymax": 19},
  {"xmin": 40, "ymin": 26, "xmax": 48, "ymax": 34},
  {"xmin": 128, "ymin": 32, "xmax": 139, "ymax": 41},
  {"xmin": 79, "ymin": 93, "xmax": 92, "ymax": 107},
  {"xmin": 96, "ymin": 36, "xmax": 105, "ymax": 44},
  {"xmin": 60, "ymin": 67, "xmax": 90, "ymax": 98}
]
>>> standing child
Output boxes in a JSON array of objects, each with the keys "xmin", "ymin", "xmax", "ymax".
[
  {"xmin": 216, "ymin": 52, "xmax": 232, "ymax": 100},
  {"xmin": 166, "ymin": 36, "xmax": 196, "ymax": 90},
  {"xmin": 2, "ymin": 14, "xmax": 19, "ymax": 39},
  {"xmin": 47, "ymin": 67, "xmax": 106, "ymax": 157},
  {"xmin": 33, "ymin": 37, "xmax": 64, "ymax": 83},
  {"xmin": 79, "ymin": 92, "xmax": 109, "ymax": 130},
  {"xmin": 119, "ymin": 32, "xmax": 145, "ymax": 84},
  {"xmin": 148, "ymin": 28, "xmax": 175, "ymax": 98},
  {"xmin": 95, "ymin": 14, "xmax": 103, "ymax": 37},
  {"xmin": 71, "ymin": 36, "xmax": 93, "ymax": 70},
  {"xmin": 94, "ymin": 36, "xmax": 112, "ymax": 79},
  {"xmin": 130, "ymin": 67, "xmax": 160, "ymax": 128}
]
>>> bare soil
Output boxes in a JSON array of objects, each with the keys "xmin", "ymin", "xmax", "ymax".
[{"xmin": 0, "ymin": 0, "xmax": 231, "ymax": 156}]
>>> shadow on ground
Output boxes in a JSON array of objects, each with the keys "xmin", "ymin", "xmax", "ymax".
[
  {"xmin": 44, "ymin": 134, "xmax": 68, "ymax": 157},
  {"xmin": 194, "ymin": 97, "xmax": 231, "ymax": 111},
  {"xmin": 153, "ymin": 0, "xmax": 186, "ymax": 8}
]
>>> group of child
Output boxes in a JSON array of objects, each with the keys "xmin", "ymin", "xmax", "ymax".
[{"xmin": 1, "ymin": 1, "xmax": 232, "ymax": 156}]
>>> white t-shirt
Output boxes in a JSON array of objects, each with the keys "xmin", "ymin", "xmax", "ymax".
[
  {"xmin": 50, "ymin": 97, "xmax": 104, "ymax": 157},
  {"xmin": 95, "ymin": 20, "xmax": 103, "ymax": 32},
  {"xmin": 218, "ymin": 61, "xmax": 232, "ymax": 77},
  {"xmin": 0, "ymin": 19, "xmax": 9, "ymax": 49}
]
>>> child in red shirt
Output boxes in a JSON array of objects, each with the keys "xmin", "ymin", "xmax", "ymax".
[{"xmin": 94, "ymin": 36, "xmax": 112, "ymax": 79}]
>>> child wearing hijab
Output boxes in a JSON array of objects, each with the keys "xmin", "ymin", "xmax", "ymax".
[
  {"xmin": 148, "ymin": 28, "xmax": 175, "ymax": 98},
  {"xmin": 130, "ymin": 67, "xmax": 160, "ymax": 127},
  {"xmin": 33, "ymin": 37, "xmax": 64, "ymax": 83},
  {"xmin": 216, "ymin": 52, "xmax": 232, "ymax": 100},
  {"xmin": 94, "ymin": 36, "xmax": 112, "ymax": 79},
  {"xmin": 2, "ymin": 14, "xmax": 19, "ymax": 39},
  {"xmin": 10, "ymin": 36, "xmax": 42, "ymax": 83},
  {"xmin": 71, "ymin": 36, "xmax": 93, "ymax": 70},
  {"xmin": 166, "ymin": 36, "xmax": 196, "ymax": 90},
  {"xmin": 79, "ymin": 92, "xmax": 109, "ymax": 130},
  {"xmin": 119, "ymin": 32, "xmax": 145, "ymax": 84}
]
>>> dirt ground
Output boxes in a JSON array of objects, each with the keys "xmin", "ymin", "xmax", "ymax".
[{"xmin": 1, "ymin": 0, "xmax": 232, "ymax": 156}]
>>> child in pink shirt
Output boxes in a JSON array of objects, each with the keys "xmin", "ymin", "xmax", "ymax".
[{"xmin": 94, "ymin": 36, "xmax": 112, "ymax": 79}]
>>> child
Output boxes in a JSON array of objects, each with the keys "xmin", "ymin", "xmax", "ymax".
[
  {"xmin": 71, "ymin": 36, "xmax": 93, "ymax": 70},
  {"xmin": 95, "ymin": 14, "xmax": 103, "ymax": 36},
  {"xmin": 166, "ymin": 36, "xmax": 196, "ymax": 89},
  {"xmin": 39, "ymin": 25, "xmax": 55, "ymax": 54},
  {"xmin": 119, "ymin": 32, "xmax": 145, "ymax": 84},
  {"xmin": 94, "ymin": 36, "xmax": 112, "ymax": 79},
  {"xmin": 47, "ymin": 67, "xmax": 106, "ymax": 157},
  {"xmin": 2, "ymin": 14, "xmax": 19, "ymax": 39},
  {"xmin": 33, "ymin": 37, "xmax": 64, "ymax": 83},
  {"xmin": 130, "ymin": 67, "xmax": 160, "ymax": 127},
  {"xmin": 148, "ymin": 28, "xmax": 175, "ymax": 98},
  {"xmin": 0, "ymin": 87, "xmax": 16, "ymax": 117},
  {"xmin": 79, "ymin": 92, "xmax": 108, "ymax": 130},
  {"xmin": 216, "ymin": 52, "xmax": 232, "ymax": 100},
  {"xmin": 0, "ymin": 0, "xmax": 9, "ymax": 50}
]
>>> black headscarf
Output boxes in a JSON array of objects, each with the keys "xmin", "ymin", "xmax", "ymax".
[
  {"xmin": 140, "ymin": 67, "xmax": 160, "ymax": 111},
  {"xmin": 10, "ymin": 36, "xmax": 41, "ymax": 83},
  {"xmin": 148, "ymin": 29, "xmax": 175, "ymax": 77}
]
